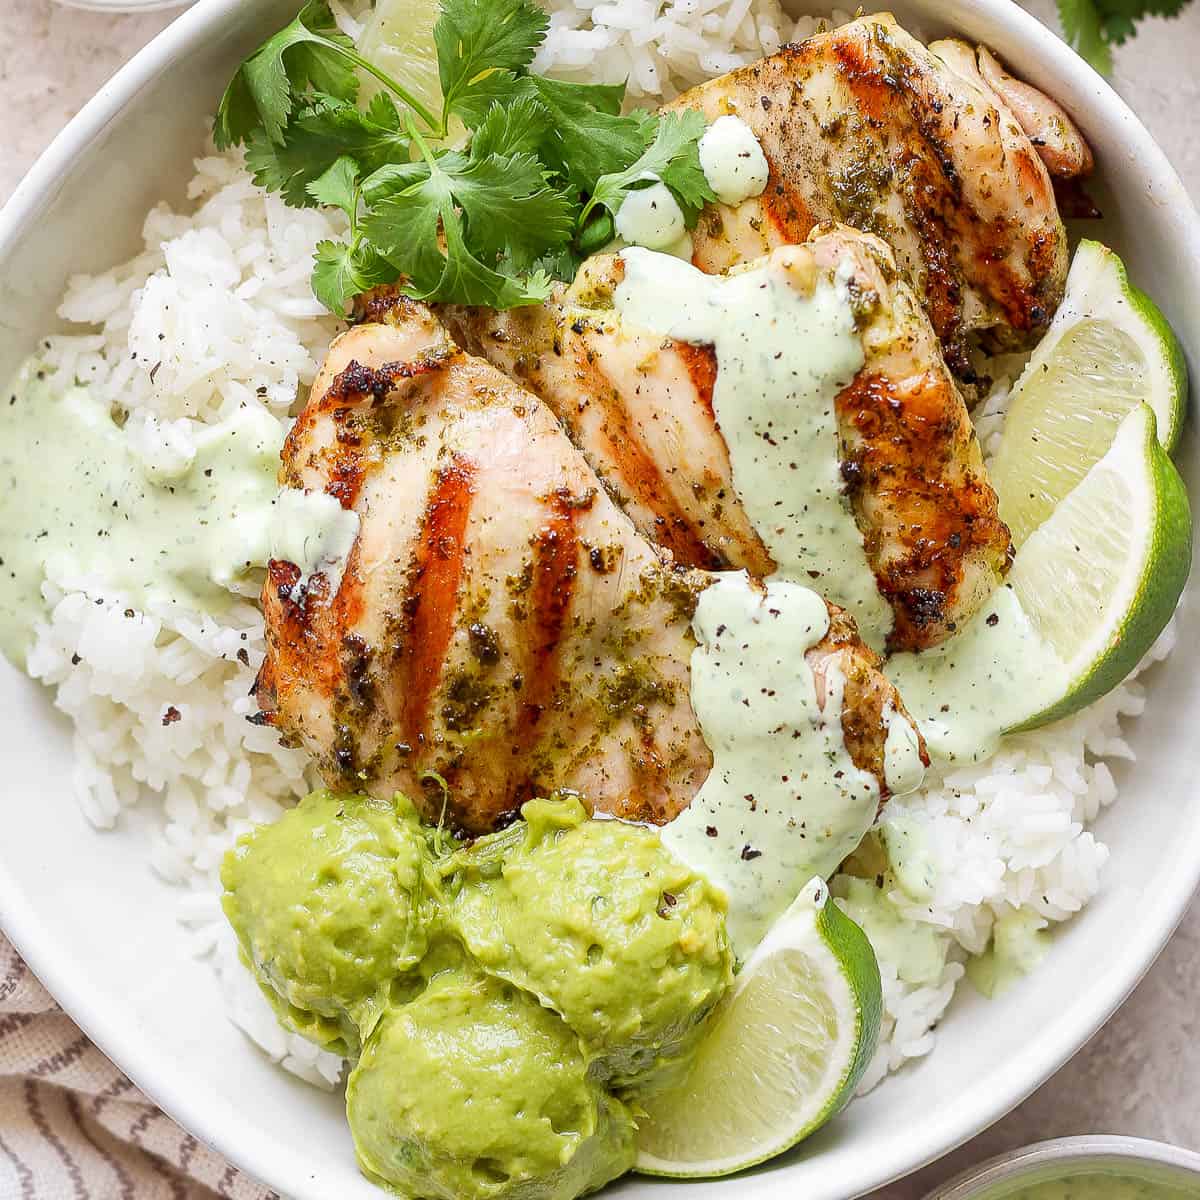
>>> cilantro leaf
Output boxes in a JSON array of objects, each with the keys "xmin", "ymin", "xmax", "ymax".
[
  {"xmin": 246, "ymin": 94, "xmax": 410, "ymax": 207},
  {"xmin": 359, "ymin": 164, "xmax": 451, "ymax": 293},
  {"xmin": 535, "ymin": 77, "xmax": 628, "ymax": 118},
  {"xmin": 1057, "ymin": 0, "xmax": 1116, "ymax": 70},
  {"xmin": 214, "ymin": 69, "xmax": 257, "ymax": 151},
  {"xmin": 470, "ymin": 95, "xmax": 553, "ymax": 159},
  {"xmin": 588, "ymin": 110, "xmax": 715, "ymax": 226},
  {"xmin": 361, "ymin": 139, "xmax": 567, "ymax": 306},
  {"xmin": 1057, "ymin": 0, "xmax": 1192, "ymax": 72},
  {"xmin": 454, "ymin": 73, "xmax": 541, "ymax": 132},
  {"xmin": 528, "ymin": 77, "xmax": 648, "ymax": 191},
  {"xmin": 361, "ymin": 158, "xmax": 440, "ymax": 207},
  {"xmin": 217, "ymin": 1, "xmax": 359, "ymax": 148},
  {"xmin": 435, "ymin": 0, "xmax": 548, "ymax": 127},
  {"xmin": 454, "ymin": 153, "xmax": 577, "ymax": 269},
  {"xmin": 437, "ymin": 215, "xmax": 555, "ymax": 307},
  {"xmin": 307, "ymin": 155, "xmax": 360, "ymax": 217},
  {"xmin": 533, "ymin": 243, "xmax": 587, "ymax": 284},
  {"xmin": 312, "ymin": 238, "xmax": 396, "ymax": 314}
]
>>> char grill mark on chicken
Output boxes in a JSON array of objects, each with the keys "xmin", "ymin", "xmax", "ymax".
[{"xmin": 434, "ymin": 296, "xmax": 765, "ymax": 576}]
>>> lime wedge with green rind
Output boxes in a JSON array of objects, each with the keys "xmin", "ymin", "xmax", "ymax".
[
  {"xmin": 633, "ymin": 878, "xmax": 881, "ymax": 1179},
  {"xmin": 991, "ymin": 239, "xmax": 1188, "ymax": 548},
  {"xmin": 1007, "ymin": 402, "xmax": 1190, "ymax": 730}
]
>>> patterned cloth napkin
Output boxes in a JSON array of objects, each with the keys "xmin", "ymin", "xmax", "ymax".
[{"xmin": 0, "ymin": 933, "xmax": 274, "ymax": 1200}]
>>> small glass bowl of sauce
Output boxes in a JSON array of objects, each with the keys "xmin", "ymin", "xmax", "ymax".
[{"xmin": 926, "ymin": 1137, "xmax": 1200, "ymax": 1200}]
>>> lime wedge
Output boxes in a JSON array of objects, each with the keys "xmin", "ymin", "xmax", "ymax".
[
  {"xmin": 1008, "ymin": 402, "xmax": 1190, "ymax": 729},
  {"xmin": 356, "ymin": 0, "xmax": 446, "ymax": 129},
  {"xmin": 990, "ymin": 239, "xmax": 1188, "ymax": 547},
  {"xmin": 634, "ymin": 879, "xmax": 881, "ymax": 1179}
]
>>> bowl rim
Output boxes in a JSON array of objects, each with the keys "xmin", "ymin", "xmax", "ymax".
[
  {"xmin": 2, "ymin": 2, "xmax": 1200, "ymax": 1198},
  {"xmin": 925, "ymin": 1136, "xmax": 1200, "ymax": 1198}
]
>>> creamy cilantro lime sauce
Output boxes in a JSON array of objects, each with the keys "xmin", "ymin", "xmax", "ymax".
[
  {"xmin": 661, "ymin": 572, "xmax": 885, "ymax": 956},
  {"xmin": 0, "ymin": 363, "xmax": 357, "ymax": 665},
  {"xmin": 965, "ymin": 907, "xmax": 1051, "ymax": 998},
  {"xmin": 1003, "ymin": 1171, "xmax": 1196, "ymax": 1200},
  {"xmin": 612, "ymin": 249, "xmax": 925, "ymax": 954},
  {"xmin": 698, "ymin": 115, "xmax": 770, "ymax": 207},
  {"xmin": 614, "ymin": 247, "xmax": 894, "ymax": 647},
  {"xmin": 613, "ymin": 181, "xmax": 687, "ymax": 251},
  {"xmin": 878, "ymin": 814, "xmax": 936, "ymax": 902},
  {"xmin": 887, "ymin": 585, "xmax": 1066, "ymax": 765},
  {"xmin": 271, "ymin": 487, "xmax": 361, "ymax": 600},
  {"xmin": 883, "ymin": 702, "xmax": 926, "ymax": 796},
  {"xmin": 835, "ymin": 877, "xmax": 947, "ymax": 987}
]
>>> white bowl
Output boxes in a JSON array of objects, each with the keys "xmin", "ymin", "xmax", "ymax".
[{"xmin": 0, "ymin": 3, "xmax": 1197, "ymax": 1198}]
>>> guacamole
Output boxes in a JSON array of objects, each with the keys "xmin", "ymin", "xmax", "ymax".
[
  {"xmin": 221, "ymin": 792, "xmax": 732, "ymax": 1199},
  {"xmin": 221, "ymin": 790, "xmax": 434, "ymax": 1054},
  {"xmin": 348, "ymin": 953, "xmax": 636, "ymax": 1200},
  {"xmin": 444, "ymin": 797, "xmax": 733, "ymax": 1090}
]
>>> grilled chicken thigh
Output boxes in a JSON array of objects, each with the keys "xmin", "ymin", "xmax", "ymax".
[
  {"xmin": 664, "ymin": 13, "xmax": 1085, "ymax": 373},
  {"xmin": 255, "ymin": 299, "xmax": 924, "ymax": 832},
  {"xmin": 255, "ymin": 305, "xmax": 709, "ymax": 833},
  {"xmin": 443, "ymin": 225, "xmax": 1012, "ymax": 651}
]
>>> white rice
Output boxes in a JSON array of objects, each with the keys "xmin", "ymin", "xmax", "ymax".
[
  {"xmin": 15, "ymin": 5, "xmax": 1174, "ymax": 1098},
  {"xmin": 26, "ymin": 151, "xmax": 349, "ymax": 1088},
  {"xmin": 531, "ymin": 4, "xmax": 852, "ymax": 98},
  {"xmin": 847, "ymin": 620, "xmax": 1176, "ymax": 1092}
]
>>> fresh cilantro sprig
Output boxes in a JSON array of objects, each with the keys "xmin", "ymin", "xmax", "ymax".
[
  {"xmin": 361, "ymin": 111, "xmax": 571, "ymax": 307},
  {"xmin": 307, "ymin": 157, "xmax": 396, "ymax": 313},
  {"xmin": 215, "ymin": 0, "xmax": 715, "ymax": 313},
  {"xmin": 246, "ymin": 92, "xmax": 411, "ymax": 207},
  {"xmin": 434, "ymin": 0, "xmax": 549, "ymax": 128},
  {"xmin": 1057, "ymin": 0, "xmax": 1192, "ymax": 73},
  {"xmin": 581, "ymin": 110, "xmax": 714, "ymax": 230}
]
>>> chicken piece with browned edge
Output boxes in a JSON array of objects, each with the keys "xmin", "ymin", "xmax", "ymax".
[
  {"xmin": 254, "ymin": 299, "xmax": 924, "ymax": 833},
  {"xmin": 665, "ymin": 13, "xmax": 1088, "ymax": 374},
  {"xmin": 443, "ymin": 225, "xmax": 1013, "ymax": 652}
]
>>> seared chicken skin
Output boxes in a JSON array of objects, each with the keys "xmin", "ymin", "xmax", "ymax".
[
  {"xmin": 665, "ymin": 13, "xmax": 1087, "ymax": 373},
  {"xmin": 255, "ymin": 299, "xmax": 924, "ymax": 832},
  {"xmin": 443, "ymin": 226, "xmax": 1013, "ymax": 651}
]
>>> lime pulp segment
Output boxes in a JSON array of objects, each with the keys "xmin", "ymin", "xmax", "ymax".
[{"xmin": 990, "ymin": 239, "xmax": 1188, "ymax": 548}]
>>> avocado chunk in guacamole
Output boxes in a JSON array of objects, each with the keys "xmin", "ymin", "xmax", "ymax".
[
  {"xmin": 347, "ymin": 953, "xmax": 636, "ymax": 1200},
  {"xmin": 443, "ymin": 796, "xmax": 733, "ymax": 1091},
  {"xmin": 221, "ymin": 790, "xmax": 434, "ymax": 1055}
]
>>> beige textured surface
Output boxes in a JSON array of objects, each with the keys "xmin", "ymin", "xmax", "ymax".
[{"xmin": 0, "ymin": 2, "xmax": 1197, "ymax": 1197}]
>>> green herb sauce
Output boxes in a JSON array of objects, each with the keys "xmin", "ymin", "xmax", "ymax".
[
  {"xmin": 887, "ymin": 585, "xmax": 1066, "ymax": 765},
  {"xmin": 1002, "ymin": 1171, "xmax": 1198, "ymax": 1200},
  {"xmin": 0, "ymin": 364, "xmax": 357, "ymax": 665},
  {"xmin": 661, "ymin": 572, "xmax": 883, "ymax": 957},
  {"xmin": 613, "ymin": 249, "xmax": 926, "ymax": 956}
]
